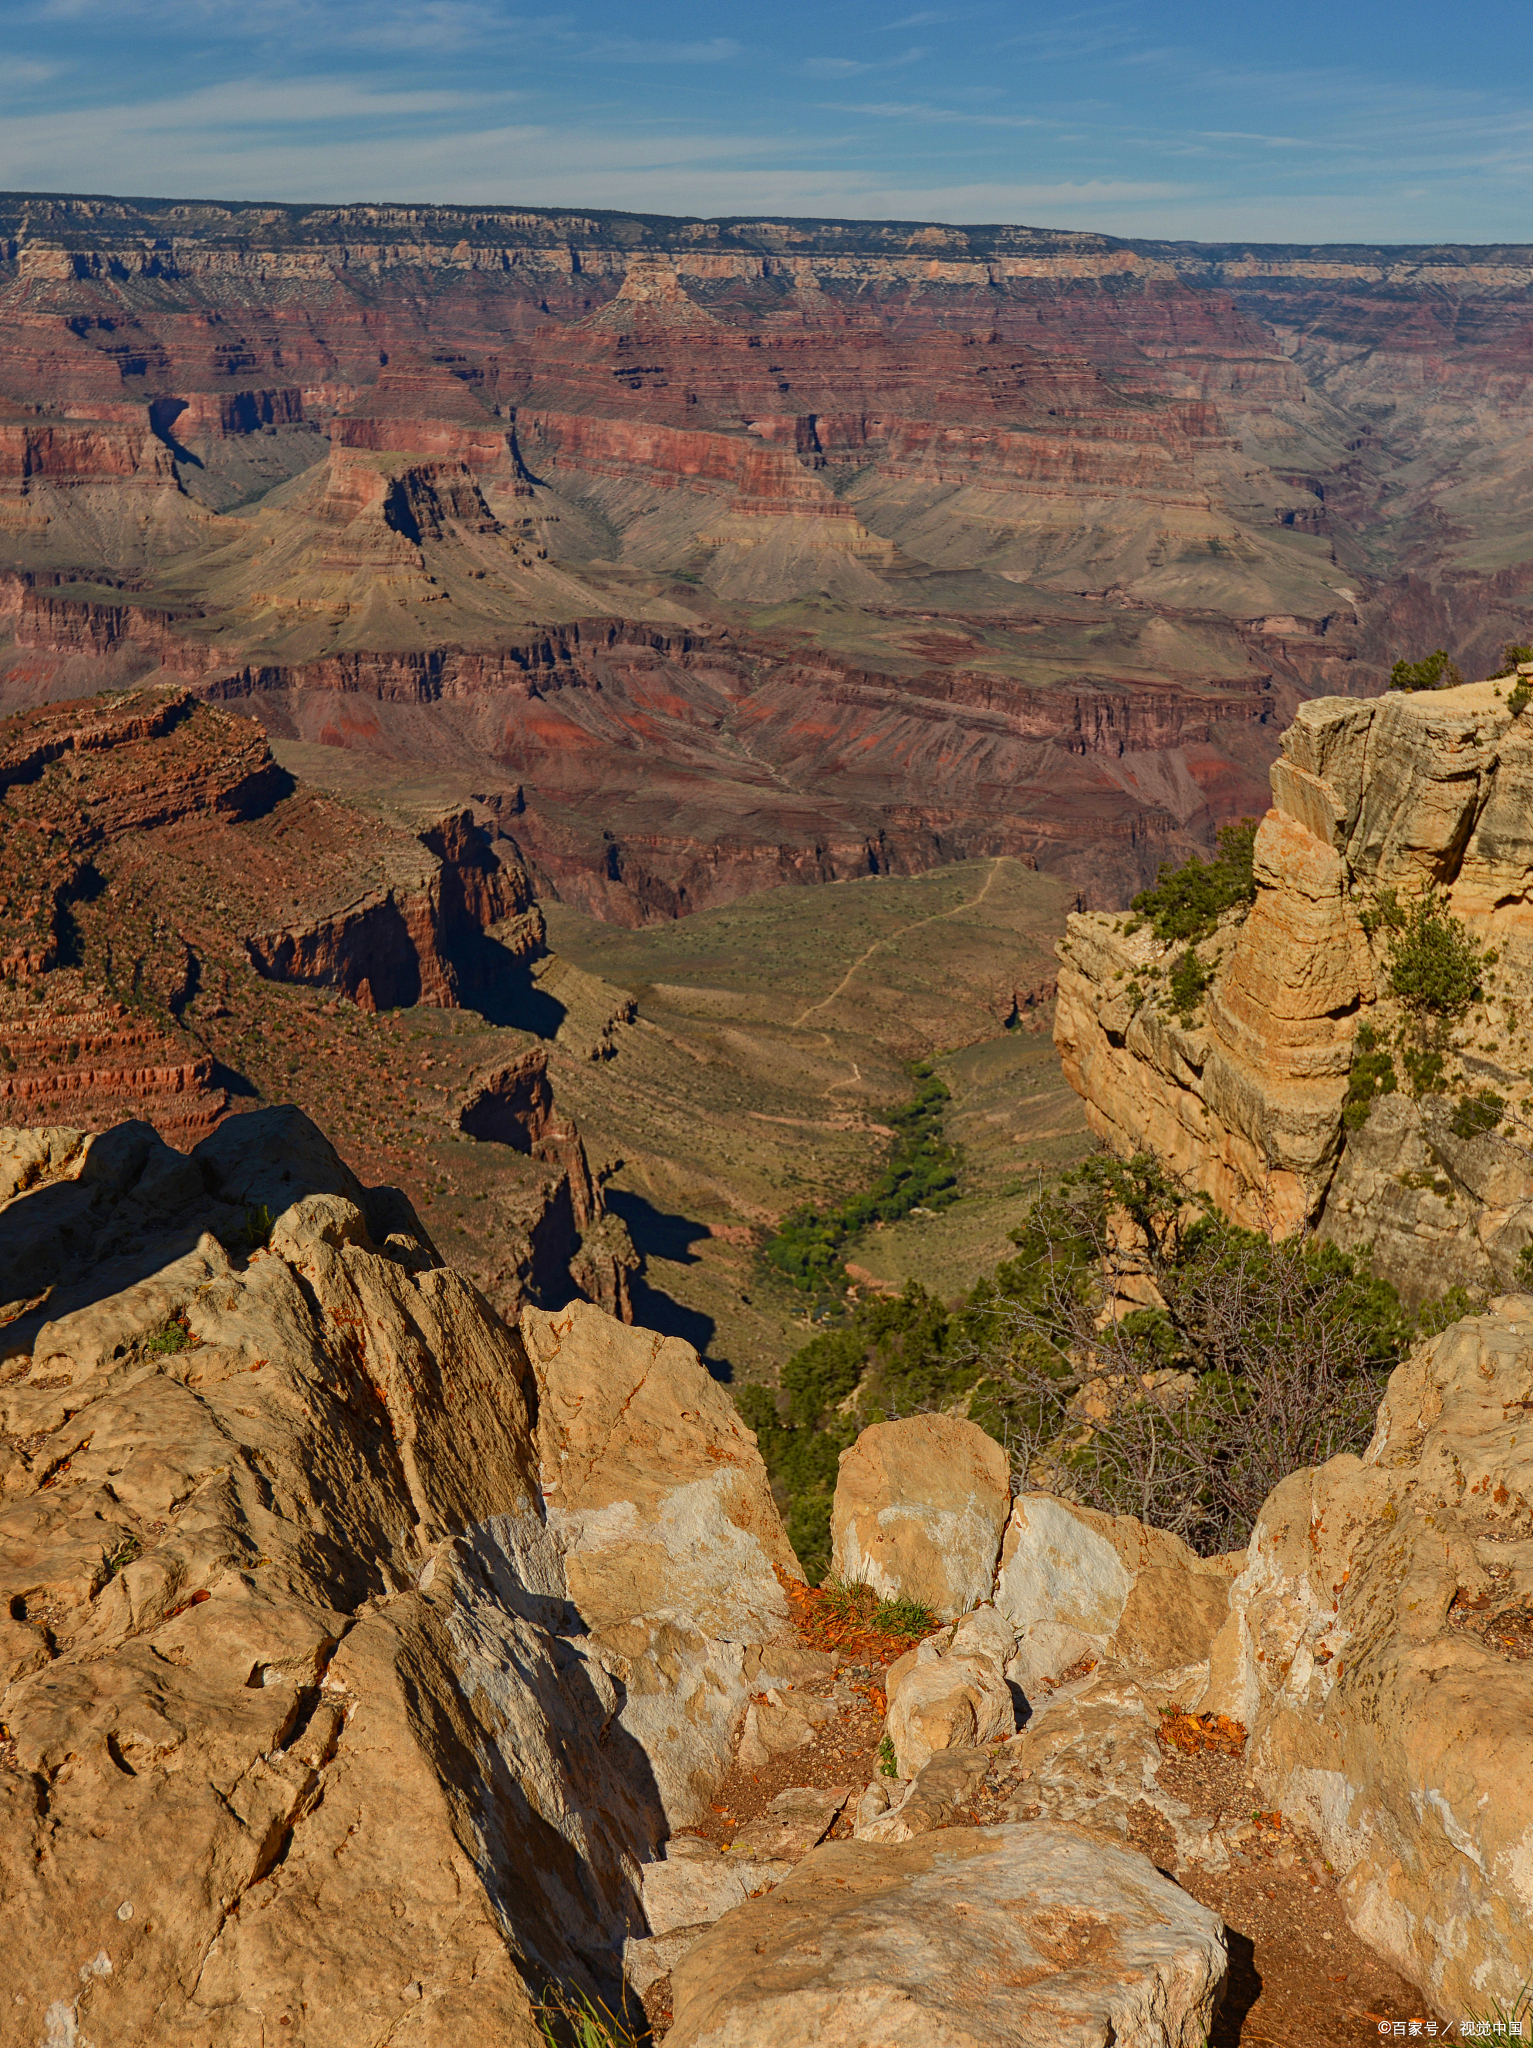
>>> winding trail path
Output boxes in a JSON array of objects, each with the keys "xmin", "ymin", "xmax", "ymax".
[{"xmin": 790, "ymin": 858, "xmax": 1005, "ymax": 1029}]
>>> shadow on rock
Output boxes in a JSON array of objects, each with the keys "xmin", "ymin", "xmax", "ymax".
[
  {"xmin": 448, "ymin": 929, "xmax": 568, "ymax": 1034},
  {"xmin": 602, "ymin": 1190, "xmax": 723, "ymax": 1373}
]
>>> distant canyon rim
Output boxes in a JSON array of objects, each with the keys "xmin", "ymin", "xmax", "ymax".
[{"xmin": 4, "ymin": 194, "xmax": 1533, "ymax": 921}]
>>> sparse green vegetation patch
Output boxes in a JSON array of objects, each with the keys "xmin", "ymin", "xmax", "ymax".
[
  {"xmin": 1451, "ymin": 1088, "xmax": 1506, "ymax": 1139},
  {"xmin": 1126, "ymin": 819, "xmax": 1257, "ymax": 948},
  {"xmin": 1385, "ymin": 894, "xmax": 1491, "ymax": 1019},
  {"xmin": 1166, "ymin": 947, "xmax": 1211, "ymax": 1027},
  {"xmin": 743, "ymin": 1150, "xmax": 1475, "ymax": 1574},
  {"xmin": 1388, "ymin": 648, "xmax": 1464, "ymax": 693},
  {"xmin": 761, "ymin": 1064, "xmax": 960, "ymax": 1299}
]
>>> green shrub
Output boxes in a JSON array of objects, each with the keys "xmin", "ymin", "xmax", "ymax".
[
  {"xmin": 1357, "ymin": 885, "xmax": 1403, "ymax": 941},
  {"xmin": 1450, "ymin": 1088, "xmax": 1506, "ymax": 1139},
  {"xmin": 1166, "ymin": 948, "xmax": 1211, "ymax": 1027},
  {"xmin": 1416, "ymin": 1283, "xmax": 1485, "ymax": 1337},
  {"xmin": 1342, "ymin": 1022, "xmax": 1398, "ymax": 1130},
  {"xmin": 744, "ymin": 1150, "xmax": 1484, "ymax": 1573},
  {"xmin": 1500, "ymin": 643, "xmax": 1533, "ymax": 716},
  {"xmin": 1130, "ymin": 820, "xmax": 1258, "ymax": 947},
  {"xmin": 878, "ymin": 1734, "xmax": 899, "ymax": 1777},
  {"xmin": 1401, "ymin": 1043, "xmax": 1448, "ymax": 1097},
  {"xmin": 146, "ymin": 1318, "xmax": 191, "ymax": 1355},
  {"xmin": 1388, "ymin": 648, "xmax": 1464, "ymax": 693},
  {"xmin": 738, "ymin": 1283, "xmax": 963, "ymax": 1582},
  {"xmin": 761, "ymin": 1065, "xmax": 960, "ymax": 1299},
  {"xmin": 1386, "ymin": 896, "xmax": 1487, "ymax": 1019}
]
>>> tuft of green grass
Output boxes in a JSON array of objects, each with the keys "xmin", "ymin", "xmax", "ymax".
[
  {"xmin": 1459, "ymin": 1975, "xmax": 1532, "ymax": 2041},
  {"xmin": 145, "ymin": 1319, "xmax": 191, "ymax": 1355},
  {"xmin": 100, "ymin": 1533, "xmax": 141, "ymax": 1582},
  {"xmin": 535, "ymin": 1985, "xmax": 644, "ymax": 2048},
  {"xmin": 819, "ymin": 1578, "xmax": 937, "ymax": 1641},
  {"xmin": 245, "ymin": 1202, "xmax": 275, "ymax": 1248},
  {"xmin": 873, "ymin": 1594, "xmax": 938, "ymax": 1638}
]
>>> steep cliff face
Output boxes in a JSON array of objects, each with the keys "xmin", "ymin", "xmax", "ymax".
[
  {"xmin": 244, "ymin": 806, "xmax": 538, "ymax": 1014},
  {"xmin": 0, "ymin": 689, "xmax": 637, "ymax": 1321},
  {"xmin": 1057, "ymin": 674, "xmax": 1533, "ymax": 1298}
]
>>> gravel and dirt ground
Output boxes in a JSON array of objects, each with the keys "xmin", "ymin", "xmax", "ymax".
[{"xmin": 642, "ymin": 1589, "xmax": 1440, "ymax": 2046}]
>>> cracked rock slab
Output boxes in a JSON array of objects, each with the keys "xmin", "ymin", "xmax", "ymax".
[
  {"xmin": 830, "ymin": 1414, "xmax": 1011, "ymax": 1621},
  {"xmin": 0, "ymin": 1111, "xmax": 651, "ymax": 2047},
  {"xmin": 667, "ymin": 1822, "xmax": 1228, "ymax": 2048},
  {"xmin": 725, "ymin": 1782, "xmax": 851, "ymax": 1861}
]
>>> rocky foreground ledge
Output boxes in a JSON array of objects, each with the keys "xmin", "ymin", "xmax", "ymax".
[{"xmin": 1, "ymin": 1109, "xmax": 1530, "ymax": 2042}]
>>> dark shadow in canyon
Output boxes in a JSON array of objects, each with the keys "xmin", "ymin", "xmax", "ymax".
[
  {"xmin": 602, "ymin": 1188, "xmax": 723, "ymax": 1374},
  {"xmin": 447, "ymin": 931, "xmax": 567, "ymax": 1035}
]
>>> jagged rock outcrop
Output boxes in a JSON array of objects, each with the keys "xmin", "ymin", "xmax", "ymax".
[
  {"xmin": 1057, "ymin": 677, "xmax": 1533, "ymax": 1294},
  {"xmin": 458, "ymin": 1046, "xmax": 594, "ymax": 1217},
  {"xmin": 244, "ymin": 805, "xmax": 538, "ymax": 1013},
  {"xmin": 1196, "ymin": 1295, "xmax": 1533, "ymax": 2012},
  {"xmin": 519, "ymin": 1300, "xmax": 804, "ymax": 1823},
  {"xmin": 996, "ymin": 1495, "xmax": 1242, "ymax": 1695},
  {"xmin": 0, "ymin": 1108, "xmax": 800, "ymax": 2041},
  {"xmin": 0, "ymin": 1108, "xmax": 662, "ymax": 2043},
  {"xmin": 881, "ymin": 1605, "xmax": 1017, "ymax": 1781}
]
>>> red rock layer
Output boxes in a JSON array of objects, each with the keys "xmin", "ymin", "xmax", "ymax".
[
  {"xmin": 0, "ymin": 692, "xmax": 540, "ymax": 1135},
  {"xmin": 1, "ymin": 199, "xmax": 1530, "ymax": 919}
]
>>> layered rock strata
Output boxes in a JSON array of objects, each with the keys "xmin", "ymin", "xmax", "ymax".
[{"xmin": 1057, "ymin": 677, "xmax": 1533, "ymax": 1290}]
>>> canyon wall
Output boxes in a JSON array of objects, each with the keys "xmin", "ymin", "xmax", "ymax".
[
  {"xmin": 2, "ymin": 196, "xmax": 1528, "ymax": 917},
  {"xmin": 1057, "ymin": 672, "xmax": 1533, "ymax": 1298},
  {"xmin": 0, "ymin": 687, "xmax": 636, "ymax": 1322}
]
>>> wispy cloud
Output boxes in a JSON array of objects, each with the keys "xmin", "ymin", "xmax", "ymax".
[
  {"xmin": 7, "ymin": 0, "xmax": 1533, "ymax": 241},
  {"xmin": 586, "ymin": 35, "xmax": 744, "ymax": 63},
  {"xmin": 821, "ymin": 99, "xmax": 1047, "ymax": 128}
]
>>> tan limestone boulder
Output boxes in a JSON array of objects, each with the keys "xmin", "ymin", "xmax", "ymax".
[
  {"xmin": 829, "ymin": 1413, "xmax": 1010, "ymax": 1620},
  {"xmin": 995, "ymin": 1493, "xmax": 1237, "ymax": 1694},
  {"xmin": 521, "ymin": 1301, "xmax": 803, "ymax": 1823},
  {"xmin": 1196, "ymin": 1298, "xmax": 1533, "ymax": 2011},
  {"xmin": 626, "ymin": 1785, "xmax": 849, "ymax": 1994},
  {"xmin": 855, "ymin": 1745, "xmax": 990, "ymax": 1844},
  {"xmin": 666, "ymin": 1823, "xmax": 1228, "ymax": 2048},
  {"xmin": 884, "ymin": 1602, "xmax": 1016, "ymax": 1778},
  {"xmin": 0, "ymin": 1110, "xmax": 658, "ymax": 2047}
]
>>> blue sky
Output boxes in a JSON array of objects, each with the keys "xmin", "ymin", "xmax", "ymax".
[{"xmin": 0, "ymin": 0, "xmax": 1530, "ymax": 243}]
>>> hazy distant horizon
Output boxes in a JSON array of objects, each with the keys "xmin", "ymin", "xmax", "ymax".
[{"xmin": 0, "ymin": 0, "xmax": 1529, "ymax": 244}]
